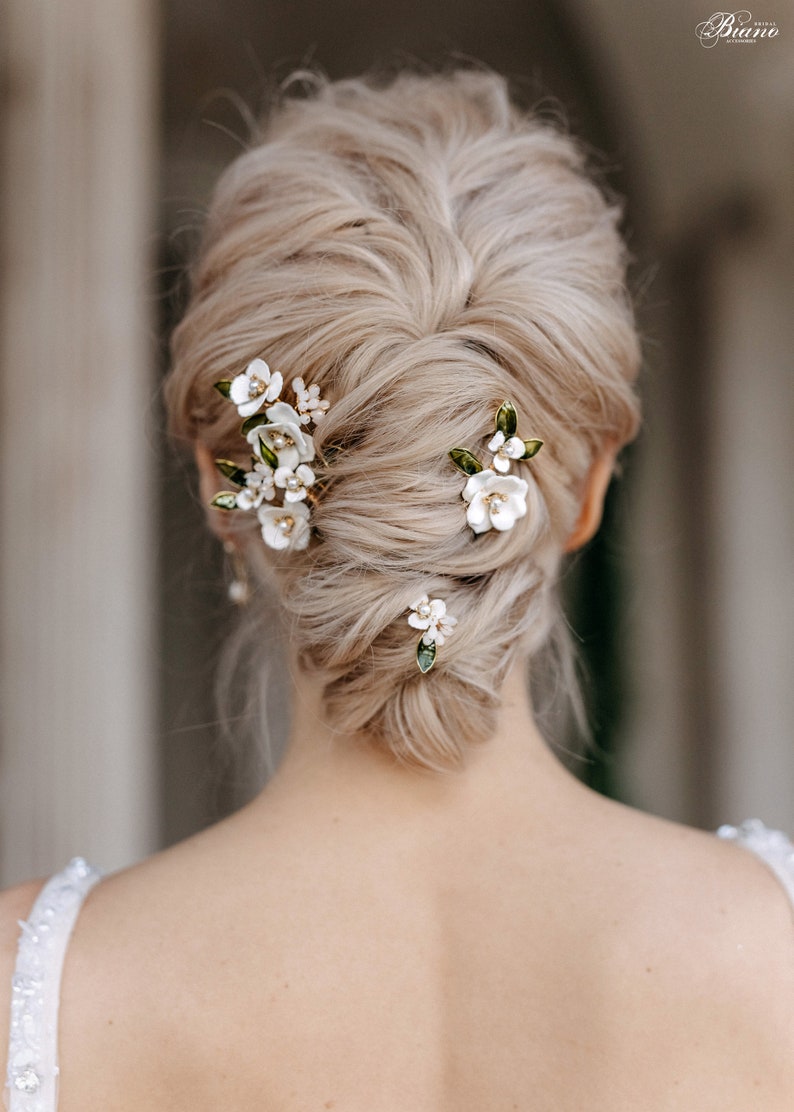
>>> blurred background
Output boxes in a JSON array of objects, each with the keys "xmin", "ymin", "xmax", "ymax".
[{"xmin": 1, "ymin": 0, "xmax": 792, "ymax": 883}]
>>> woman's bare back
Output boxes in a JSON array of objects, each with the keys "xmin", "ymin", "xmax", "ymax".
[{"xmin": 3, "ymin": 767, "xmax": 793, "ymax": 1112}]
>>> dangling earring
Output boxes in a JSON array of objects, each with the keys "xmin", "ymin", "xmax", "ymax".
[{"xmin": 224, "ymin": 541, "xmax": 250, "ymax": 605}]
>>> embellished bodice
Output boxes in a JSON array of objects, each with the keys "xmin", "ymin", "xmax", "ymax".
[
  {"xmin": 4, "ymin": 821, "xmax": 794, "ymax": 1111},
  {"xmin": 4, "ymin": 858, "xmax": 102, "ymax": 1111}
]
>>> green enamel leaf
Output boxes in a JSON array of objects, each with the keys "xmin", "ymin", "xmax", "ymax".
[
  {"xmin": 214, "ymin": 458, "xmax": 247, "ymax": 487},
  {"xmin": 495, "ymin": 400, "xmax": 517, "ymax": 438},
  {"xmin": 213, "ymin": 380, "xmax": 232, "ymax": 399},
  {"xmin": 448, "ymin": 448, "xmax": 483, "ymax": 476},
  {"xmin": 416, "ymin": 638, "xmax": 437, "ymax": 674},
  {"xmin": 209, "ymin": 491, "xmax": 238, "ymax": 511},
  {"xmin": 521, "ymin": 439, "xmax": 544, "ymax": 459},
  {"xmin": 257, "ymin": 436, "xmax": 279, "ymax": 470},
  {"xmin": 240, "ymin": 414, "xmax": 268, "ymax": 437}
]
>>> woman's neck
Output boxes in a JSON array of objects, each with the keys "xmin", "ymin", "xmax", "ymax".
[{"xmin": 255, "ymin": 654, "xmax": 592, "ymax": 829}]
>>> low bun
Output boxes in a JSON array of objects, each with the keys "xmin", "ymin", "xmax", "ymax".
[{"xmin": 166, "ymin": 69, "xmax": 641, "ymax": 771}]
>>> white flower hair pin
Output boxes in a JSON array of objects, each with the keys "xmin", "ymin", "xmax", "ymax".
[
  {"xmin": 210, "ymin": 359, "xmax": 331, "ymax": 552},
  {"xmin": 407, "ymin": 595, "xmax": 458, "ymax": 673},
  {"xmin": 226, "ymin": 358, "xmax": 282, "ymax": 417},
  {"xmin": 448, "ymin": 401, "xmax": 542, "ymax": 536}
]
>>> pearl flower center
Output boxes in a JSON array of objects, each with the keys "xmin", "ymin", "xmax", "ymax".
[
  {"xmin": 277, "ymin": 515, "xmax": 295, "ymax": 534},
  {"xmin": 271, "ymin": 431, "xmax": 294, "ymax": 451},
  {"xmin": 248, "ymin": 375, "xmax": 267, "ymax": 399},
  {"xmin": 483, "ymin": 491, "xmax": 509, "ymax": 513}
]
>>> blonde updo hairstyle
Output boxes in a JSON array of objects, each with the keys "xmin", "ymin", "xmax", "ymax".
[{"xmin": 166, "ymin": 69, "xmax": 641, "ymax": 772}]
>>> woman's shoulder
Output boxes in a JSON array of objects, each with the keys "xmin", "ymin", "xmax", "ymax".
[
  {"xmin": 0, "ymin": 849, "xmax": 206, "ymax": 1111},
  {"xmin": 576, "ymin": 802, "xmax": 793, "ymax": 977},
  {"xmin": 615, "ymin": 811, "xmax": 794, "ymax": 1011},
  {"xmin": 574, "ymin": 805, "xmax": 794, "ymax": 1104},
  {"xmin": 601, "ymin": 805, "xmax": 794, "ymax": 935}
]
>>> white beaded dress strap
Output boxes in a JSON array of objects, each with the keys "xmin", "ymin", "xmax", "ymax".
[
  {"xmin": 4, "ymin": 858, "xmax": 102, "ymax": 1112},
  {"xmin": 717, "ymin": 818, "xmax": 794, "ymax": 910}
]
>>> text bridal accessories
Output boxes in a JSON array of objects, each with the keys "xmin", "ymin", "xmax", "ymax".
[
  {"xmin": 210, "ymin": 359, "xmax": 330, "ymax": 553},
  {"xmin": 406, "ymin": 594, "xmax": 458, "ymax": 673},
  {"xmin": 448, "ymin": 400, "xmax": 542, "ymax": 535}
]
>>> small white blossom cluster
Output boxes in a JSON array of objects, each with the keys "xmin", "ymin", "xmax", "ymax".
[
  {"xmin": 211, "ymin": 359, "xmax": 331, "ymax": 552},
  {"xmin": 449, "ymin": 401, "xmax": 543, "ymax": 537},
  {"xmin": 408, "ymin": 595, "xmax": 457, "ymax": 646},
  {"xmin": 407, "ymin": 594, "xmax": 458, "ymax": 672}
]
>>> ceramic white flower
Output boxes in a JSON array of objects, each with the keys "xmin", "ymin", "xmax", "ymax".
[
  {"xmin": 292, "ymin": 376, "xmax": 330, "ymax": 425},
  {"xmin": 257, "ymin": 500, "xmax": 311, "ymax": 551},
  {"xmin": 462, "ymin": 470, "xmax": 528, "ymax": 534},
  {"xmin": 246, "ymin": 401, "xmax": 315, "ymax": 470},
  {"xmin": 229, "ymin": 359, "xmax": 283, "ymax": 418},
  {"xmin": 449, "ymin": 401, "xmax": 542, "ymax": 537},
  {"xmin": 488, "ymin": 429, "xmax": 526, "ymax": 473},
  {"xmin": 274, "ymin": 463, "xmax": 316, "ymax": 503},
  {"xmin": 235, "ymin": 462, "xmax": 276, "ymax": 510},
  {"xmin": 407, "ymin": 595, "xmax": 458, "ymax": 646}
]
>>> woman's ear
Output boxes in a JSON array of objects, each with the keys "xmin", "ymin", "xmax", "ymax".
[
  {"xmin": 195, "ymin": 441, "xmax": 218, "ymax": 505},
  {"xmin": 195, "ymin": 441, "xmax": 235, "ymax": 543},
  {"xmin": 564, "ymin": 443, "xmax": 619, "ymax": 553}
]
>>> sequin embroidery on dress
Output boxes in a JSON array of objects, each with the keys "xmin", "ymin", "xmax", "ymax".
[
  {"xmin": 4, "ymin": 858, "xmax": 102, "ymax": 1112},
  {"xmin": 717, "ymin": 818, "xmax": 794, "ymax": 909}
]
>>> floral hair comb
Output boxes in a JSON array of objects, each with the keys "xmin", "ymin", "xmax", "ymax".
[{"xmin": 210, "ymin": 358, "xmax": 330, "ymax": 551}]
